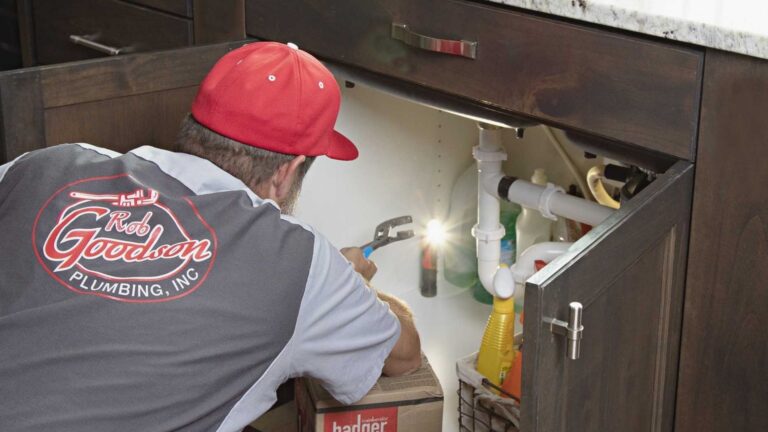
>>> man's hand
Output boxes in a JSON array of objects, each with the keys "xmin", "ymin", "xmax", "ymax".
[{"xmin": 340, "ymin": 247, "xmax": 378, "ymax": 281}]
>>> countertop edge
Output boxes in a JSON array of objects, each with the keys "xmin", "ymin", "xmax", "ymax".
[{"xmin": 485, "ymin": 0, "xmax": 768, "ymax": 61}]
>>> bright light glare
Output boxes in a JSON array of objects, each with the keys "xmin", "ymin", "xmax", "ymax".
[{"xmin": 425, "ymin": 219, "xmax": 446, "ymax": 245}]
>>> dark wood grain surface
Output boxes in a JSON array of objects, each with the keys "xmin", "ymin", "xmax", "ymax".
[
  {"xmin": 523, "ymin": 161, "xmax": 693, "ymax": 432},
  {"xmin": 193, "ymin": 0, "xmax": 245, "ymax": 45},
  {"xmin": 676, "ymin": 49, "xmax": 768, "ymax": 432},
  {"xmin": 0, "ymin": 41, "xmax": 244, "ymax": 162},
  {"xmin": 39, "ymin": 41, "xmax": 244, "ymax": 108},
  {"xmin": 14, "ymin": 0, "xmax": 35, "ymax": 67},
  {"xmin": 0, "ymin": 68, "xmax": 44, "ymax": 162},
  {"xmin": 44, "ymin": 86, "xmax": 197, "ymax": 153},
  {"xmin": 246, "ymin": 0, "xmax": 703, "ymax": 160},
  {"xmin": 33, "ymin": 0, "xmax": 192, "ymax": 65},
  {"xmin": 125, "ymin": 0, "xmax": 193, "ymax": 18}
]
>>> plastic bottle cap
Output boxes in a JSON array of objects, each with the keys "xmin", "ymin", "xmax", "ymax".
[{"xmin": 531, "ymin": 168, "xmax": 548, "ymax": 185}]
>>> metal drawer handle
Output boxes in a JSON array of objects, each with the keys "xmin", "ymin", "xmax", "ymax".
[
  {"xmin": 69, "ymin": 35, "xmax": 127, "ymax": 56},
  {"xmin": 391, "ymin": 23, "xmax": 477, "ymax": 59},
  {"xmin": 546, "ymin": 302, "xmax": 584, "ymax": 360}
]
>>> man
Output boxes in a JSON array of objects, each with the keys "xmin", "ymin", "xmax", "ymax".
[{"xmin": 0, "ymin": 42, "xmax": 421, "ymax": 431}]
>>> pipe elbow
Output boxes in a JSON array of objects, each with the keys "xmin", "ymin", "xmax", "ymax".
[
  {"xmin": 478, "ymin": 259, "xmax": 498, "ymax": 296},
  {"xmin": 481, "ymin": 172, "xmax": 505, "ymax": 198},
  {"xmin": 512, "ymin": 242, "xmax": 573, "ymax": 283}
]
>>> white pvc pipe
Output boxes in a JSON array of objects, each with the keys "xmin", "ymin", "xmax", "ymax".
[
  {"xmin": 473, "ymin": 122, "xmax": 614, "ymax": 296},
  {"xmin": 474, "ymin": 124, "xmax": 506, "ymax": 294},
  {"xmin": 477, "ymin": 129, "xmax": 502, "ymax": 233},
  {"xmin": 503, "ymin": 180, "xmax": 614, "ymax": 227},
  {"xmin": 492, "ymin": 241, "xmax": 572, "ymax": 300},
  {"xmin": 508, "ymin": 241, "xmax": 572, "ymax": 303},
  {"xmin": 511, "ymin": 241, "xmax": 573, "ymax": 284}
]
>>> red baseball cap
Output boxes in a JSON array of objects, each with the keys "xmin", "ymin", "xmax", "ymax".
[{"xmin": 191, "ymin": 42, "xmax": 358, "ymax": 161}]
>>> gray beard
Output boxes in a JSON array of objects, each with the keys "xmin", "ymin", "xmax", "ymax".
[{"xmin": 278, "ymin": 181, "xmax": 302, "ymax": 215}]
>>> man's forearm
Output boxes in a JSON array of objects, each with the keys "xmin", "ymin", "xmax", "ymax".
[{"xmin": 376, "ymin": 290, "xmax": 422, "ymax": 376}]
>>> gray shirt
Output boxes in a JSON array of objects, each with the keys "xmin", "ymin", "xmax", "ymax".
[{"xmin": 0, "ymin": 144, "xmax": 400, "ymax": 432}]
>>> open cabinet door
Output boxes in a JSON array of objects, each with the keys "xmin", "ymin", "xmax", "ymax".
[
  {"xmin": 0, "ymin": 41, "xmax": 245, "ymax": 163},
  {"xmin": 521, "ymin": 161, "xmax": 693, "ymax": 432}
]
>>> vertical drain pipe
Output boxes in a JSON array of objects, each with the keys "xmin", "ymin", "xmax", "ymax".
[{"xmin": 473, "ymin": 123, "xmax": 507, "ymax": 295}]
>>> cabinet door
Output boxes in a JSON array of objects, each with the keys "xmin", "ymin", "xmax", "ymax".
[
  {"xmin": 0, "ymin": 41, "xmax": 244, "ymax": 163},
  {"xmin": 521, "ymin": 161, "xmax": 693, "ymax": 432}
]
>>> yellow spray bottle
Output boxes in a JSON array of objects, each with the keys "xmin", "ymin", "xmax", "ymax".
[{"xmin": 477, "ymin": 290, "xmax": 516, "ymax": 387}]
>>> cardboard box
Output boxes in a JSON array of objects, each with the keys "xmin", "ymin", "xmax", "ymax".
[{"xmin": 296, "ymin": 355, "xmax": 443, "ymax": 432}]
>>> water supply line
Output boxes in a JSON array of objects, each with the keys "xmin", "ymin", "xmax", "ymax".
[
  {"xmin": 587, "ymin": 164, "xmax": 621, "ymax": 209},
  {"xmin": 472, "ymin": 122, "xmax": 616, "ymax": 297}
]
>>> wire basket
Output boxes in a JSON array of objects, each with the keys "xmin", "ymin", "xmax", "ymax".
[{"xmin": 456, "ymin": 353, "xmax": 520, "ymax": 432}]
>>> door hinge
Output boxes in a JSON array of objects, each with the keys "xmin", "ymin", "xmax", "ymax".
[{"xmin": 545, "ymin": 302, "xmax": 584, "ymax": 360}]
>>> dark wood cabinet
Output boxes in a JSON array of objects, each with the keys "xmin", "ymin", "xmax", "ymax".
[
  {"xmin": 675, "ymin": 49, "xmax": 768, "ymax": 432},
  {"xmin": 33, "ymin": 0, "xmax": 193, "ymax": 64},
  {"xmin": 14, "ymin": 0, "xmax": 244, "ymax": 67},
  {"xmin": 524, "ymin": 161, "xmax": 692, "ymax": 432},
  {"xmin": 0, "ymin": 42, "xmax": 243, "ymax": 161},
  {"xmin": 125, "ymin": 0, "xmax": 193, "ymax": 18},
  {"xmin": 245, "ymin": 0, "xmax": 703, "ymax": 161}
]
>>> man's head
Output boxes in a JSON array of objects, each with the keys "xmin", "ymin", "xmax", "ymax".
[
  {"xmin": 176, "ymin": 114, "xmax": 314, "ymax": 214},
  {"xmin": 176, "ymin": 42, "xmax": 358, "ymax": 213}
]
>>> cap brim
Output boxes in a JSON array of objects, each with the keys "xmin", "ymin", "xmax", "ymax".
[{"xmin": 325, "ymin": 130, "xmax": 359, "ymax": 161}]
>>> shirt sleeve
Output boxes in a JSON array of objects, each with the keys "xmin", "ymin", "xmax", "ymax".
[
  {"xmin": 0, "ymin": 155, "xmax": 23, "ymax": 184},
  {"xmin": 288, "ymin": 232, "xmax": 401, "ymax": 405}
]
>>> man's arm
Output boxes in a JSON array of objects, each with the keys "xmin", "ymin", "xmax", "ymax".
[
  {"xmin": 375, "ymin": 291, "xmax": 422, "ymax": 376},
  {"xmin": 340, "ymin": 247, "xmax": 422, "ymax": 376}
]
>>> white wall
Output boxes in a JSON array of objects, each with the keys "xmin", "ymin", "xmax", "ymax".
[{"xmin": 295, "ymin": 81, "xmax": 479, "ymax": 296}]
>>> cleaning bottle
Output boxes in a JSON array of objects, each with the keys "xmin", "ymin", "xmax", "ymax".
[
  {"xmin": 499, "ymin": 201, "xmax": 521, "ymax": 267},
  {"xmin": 477, "ymin": 285, "xmax": 516, "ymax": 387},
  {"xmin": 444, "ymin": 163, "xmax": 479, "ymax": 289},
  {"xmin": 502, "ymin": 312, "xmax": 524, "ymax": 401},
  {"xmin": 515, "ymin": 169, "xmax": 553, "ymax": 261}
]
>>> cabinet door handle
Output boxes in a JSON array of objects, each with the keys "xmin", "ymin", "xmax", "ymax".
[
  {"xmin": 546, "ymin": 302, "xmax": 584, "ymax": 360},
  {"xmin": 69, "ymin": 35, "xmax": 128, "ymax": 56},
  {"xmin": 391, "ymin": 23, "xmax": 477, "ymax": 59}
]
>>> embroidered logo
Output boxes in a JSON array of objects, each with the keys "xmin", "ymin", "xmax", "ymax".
[{"xmin": 32, "ymin": 174, "xmax": 217, "ymax": 303}]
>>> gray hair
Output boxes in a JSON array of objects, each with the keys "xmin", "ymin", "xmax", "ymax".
[{"xmin": 175, "ymin": 113, "xmax": 315, "ymax": 191}]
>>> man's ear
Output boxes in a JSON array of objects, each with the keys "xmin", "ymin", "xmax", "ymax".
[{"xmin": 272, "ymin": 155, "xmax": 307, "ymax": 202}]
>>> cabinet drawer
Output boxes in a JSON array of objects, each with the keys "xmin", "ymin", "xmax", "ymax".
[
  {"xmin": 33, "ymin": 0, "xmax": 192, "ymax": 65},
  {"xmin": 124, "ymin": 0, "xmax": 193, "ymax": 18},
  {"xmin": 246, "ymin": 0, "xmax": 702, "ymax": 160}
]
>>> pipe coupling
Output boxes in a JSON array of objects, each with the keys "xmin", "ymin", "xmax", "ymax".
[
  {"xmin": 472, "ymin": 145, "xmax": 508, "ymax": 162},
  {"xmin": 471, "ymin": 223, "xmax": 506, "ymax": 242},
  {"xmin": 538, "ymin": 183, "xmax": 565, "ymax": 220}
]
